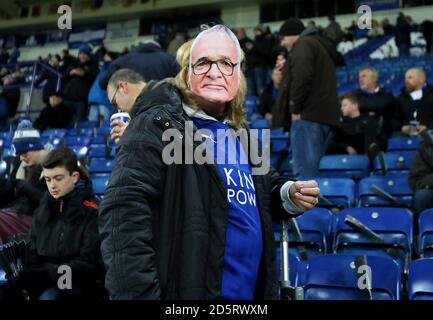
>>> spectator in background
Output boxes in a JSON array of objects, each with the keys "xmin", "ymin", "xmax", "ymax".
[
  {"xmin": 324, "ymin": 15, "xmax": 343, "ymax": 44},
  {"xmin": 257, "ymin": 67, "xmax": 282, "ymax": 121},
  {"xmin": 244, "ymin": 24, "xmax": 274, "ymax": 97},
  {"xmin": 368, "ymin": 20, "xmax": 385, "ymax": 38},
  {"xmin": 8, "ymin": 147, "xmax": 105, "ymax": 300},
  {"xmin": 0, "ymin": 48, "xmax": 9, "ymax": 64},
  {"xmin": 420, "ymin": 19, "xmax": 433, "ymax": 54},
  {"xmin": 167, "ymin": 33, "xmax": 186, "ymax": 56},
  {"xmin": 0, "ymin": 120, "xmax": 53, "ymax": 244},
  {"xmin": 409, "ymin": 129, "xmax": 433, "ymax": 216},
  {"xmin": 273, "ymin": 18, "xmax": 340, "ymax": 178},
  {"xmin": 381, "ymin": 18, "xmax": 394, "ymax": 36},
  {"xmin": 33, "ymin": 92, "xmax": 71, "ymax": 132},
  {"xmin": 99, "ymin": 40, "xmax": 179, "ymax": 92},
  {"xmin": 0, "ymin": 75, "xmax": 21, "ymax": 125},
  {"xmin": 9, "ymin": 47, "xmax": 20, "ymax": 63},
  {"xmin": 235, "ymin": 28, "xmax": 254, "ymax": 74},
  {"xmin": 62, "ymin": 43, "xmax": 99, "ymax": 124},
  {"xmin": 355, "ymin": 66, "xmax": 395, "ymax": 136},
  {"xmin": 95, "ymin": 41, "xmax": 107, "ymax": 61},
  {"xmin": 328, "ymin": 92, "xmax": 386, "ymax": 158},
  {"xmin": 88, "ymin": 51, "xmax": 119, "ymax": 123},
  {"xmin": 35, "ymin": 54, "xmax": 62, "ymax": 108},
  {"xmin": 392, "ymin": 68, "xmax": 433, "ymax": 135},
  {"xmin": 59, "ymin": 49, "xmax": 76, "ymax": 75},
  {"xmin": 395, "ymin": 12, "xmax": 412, "ymax": 57}
]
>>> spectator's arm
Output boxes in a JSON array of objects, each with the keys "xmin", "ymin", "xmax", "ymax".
[
  {"xmin": 99, "ymin": 119, "xmax": 165, "ymax": 300},
  {"xmin": 409, "ymin": 145, "xmax": 433, "ymax": 190}
]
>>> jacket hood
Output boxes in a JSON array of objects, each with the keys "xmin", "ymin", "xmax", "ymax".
[{"xmin": 301, "ymin": 29, "xmax": 339, "ymax": 64}]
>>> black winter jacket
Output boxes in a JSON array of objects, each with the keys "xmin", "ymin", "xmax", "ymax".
[
  {"xmin": 273, "ymin": 29, "xmax": 340, "ymax": 129},
  {"xmin": 392, "ymin": 85, "xmax": 433, "ymax": 132},
  {"xmin": 99, "ymin": 80, "xmax": 290, "ymax": 300},
  {"xmin": 25, "ymin": 181, "xmax": 104, "ymax": 290},
  {"xmin": 62, "ymin": 57, "xmax": 99, "ymax": 102},
  {"xmin": 409, "ymin": 130, "xmax": 433, "ymax": 191}
]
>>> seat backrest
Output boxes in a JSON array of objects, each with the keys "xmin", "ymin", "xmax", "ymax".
[
  {"xmin": 315, "ymin": 178, "xmax": 355, "ymax": 208},
  {"xmin": 358, "ymin": 176, "xmax": 412, "ymax": 196},
  {"xmin": 304, "ymin": 254, "xmax": 400, "ymax": 300},
  {"xmin": 92, "ymin": 177, "xmax": 109, "ymax": 196},
  {"xmin": 419, "ymin": 209, "xmax": 433, "ymax": 256},
  {"xmin": 89, "ymin": 158, "xmax": 114, "ymax": 174},
  {"xmin": 387, "ymin": 136, "xmax": 422, "ymax": 151},
  {"xmin": 373, "ymin": 151, "xmax": 416, "ymax": 172},
  {"xmin": 408, "ymin": 258, "xmax": 433, "ymax": 300},
  {"xmin": 335, "ymin": 207, "xmax": 413, "ymax": 244}
]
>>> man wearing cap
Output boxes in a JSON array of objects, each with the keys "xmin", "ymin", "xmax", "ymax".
[
  {"xmin": 62, "ymin": 43, "xmax": 98, "ymax": 124},
  {"xmin": 0, "ymin": 120, "xmax": 53, "ymax": 244},
  {"xmin": 273, "ymin": 18, "xmax": 340, "ymax": 178}
]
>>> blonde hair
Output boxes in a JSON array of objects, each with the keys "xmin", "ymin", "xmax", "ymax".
[{"xmin": 174, "ymin": 25, "xmax": 247, "ymax": 130}]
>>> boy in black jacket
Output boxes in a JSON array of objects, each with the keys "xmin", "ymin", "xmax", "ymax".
[{"xmin": 8, "ymin": 147, "xmax": 105, "ymax": 300}]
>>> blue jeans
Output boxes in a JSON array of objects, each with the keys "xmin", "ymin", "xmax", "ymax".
[
  {"xmin": 88, "ymin": 104, "xmax": 115, "ymax": 122},
  {"xmin": 290, "ymin": 119, "xmax": 334, "ymax": 179},
  {"xmin": 413, "ymin": 189, "xmax": 433, "ymax": 215},
  {"xmin": 247, "ymin": 66, "xmax": 269, "ymax": 97}
]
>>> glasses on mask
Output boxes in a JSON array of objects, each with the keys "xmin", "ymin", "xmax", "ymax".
[{"xmin": 192, "ymin": 58, "xmax": 238, "ymax": 76}]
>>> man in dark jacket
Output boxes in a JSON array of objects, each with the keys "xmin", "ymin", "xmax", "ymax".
[
  {"xmin": 62, "ymin": 43, "xmax": 99, "ymax": 123},
  {"xmin": 33, "ymin": 92, "xmax": 71, "ymax": 131},
  {"xmin": 99, "ymin": 25, "xmax": 320, "ymax": 300},
  {"xmin": 273, "ymin": 18, "xmax": 340, "ymax": 178},
  {"xmin": 392, "ymin": 68, "xmax": 433, "ymax": 135},
  {"xmin": 355, "ymin": 66, "xmax": 395, "ymax": 136},
  {"xmin": 8, "ymin": 146, "xmax": 105, "ymax": 300},
  {"xmin": 99, "ymin": 40, "xmax": 179, "ymax": 91},
  {"xmin": 395, "ymin": 12, "xmax": 411, "ymax": 57},
  {"xmin": 0, "ymin": 120, "xmax": 53, "ymax": 244},
  {"xmin": 244, "ymin": 25, "xmax": 274, "ymax": 97},
  {"xmin": 409, "ymin": 130, "xmax": 433, "ymax": 215}
]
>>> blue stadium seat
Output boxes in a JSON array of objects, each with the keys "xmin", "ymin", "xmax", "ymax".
[
  {"xmin": 408, "ymin": 258, "xmax": 433, "ymax": 300},
  {"xmin": 2, "ymin": 148, "xmax": 13, "ymax": 158},
  {"xmin": 0, "ymin": 138, "xmax": 11, "ymax": 149},
  {"xmin": 419, "ymin": 209, "xmax": 433, "ymax": 258},
  {"xmin": 358, "ymin": 176, "xmax": 413, "ymax": 207},
  {"xmin": 64, "ymin": 136, "xmax": 91, "ymax": 147},
  {"xmin": 373, "ymin": 151, "xmax": 416, "ymax": 174},
  {"xmin": 89, "ymin": 158, "xmax": 114, "ymax": 177},
  {"xmin": 76, "ymin": 121, "xmax": 98, "ymax": 129},
  {"xmin": 250, "ymin": 119, "xmax": 269, "ymax": 129},
  {"xmin": 0, "ymin": 160, "xmax": 6, "ymax": 176},
  {"xmin": 314, "ymin": 178, "xmax": 355, "ymax": 209},
  {"xmin": 92, "ymin": 176, "xmax": 109, "ymax": 198},
  {"xmin": 319, "ymin": 155, "xmax": 370, "ymax": 179},
  {"xmin": 387, "ymin": 136, "xmax": 422, "ymax": 152},
  {"xmin": 91, "ymin": 135, "xmax": 108, "ymax": 146},
  {"xmin": 274, "ymin": 208, "xmax": 336, "ymax": 258},
  {"xmin": 89, "ymin": 145, "xmax": 111, "ymax": 159},
  {"xmin": 304, "ymin": 254, "xmax": 400, "ymax": 300},
  {"xmin": 333, "ymin": 207, "xmax": 413, "ymax": 274},
  {"xmin": 270, "ymin": 128, "xmax": 289, "ymax": 153},
  {"xmin": 40, "ymin": 128, "xmax": 67, "ymax": 139}
]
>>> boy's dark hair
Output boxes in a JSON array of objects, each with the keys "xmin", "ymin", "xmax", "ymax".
[
  {"xmin": 341, "ymin": 91, "xmax": 360, "ymax": 106},
  {"xmin": 42, "ymin": 146, "xmax": 79, "ymax": 175}
]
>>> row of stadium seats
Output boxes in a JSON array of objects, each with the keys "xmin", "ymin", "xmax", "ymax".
[{"xmin": 273, "ymin": 207, "xmax": 433, "ymax": 299}]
